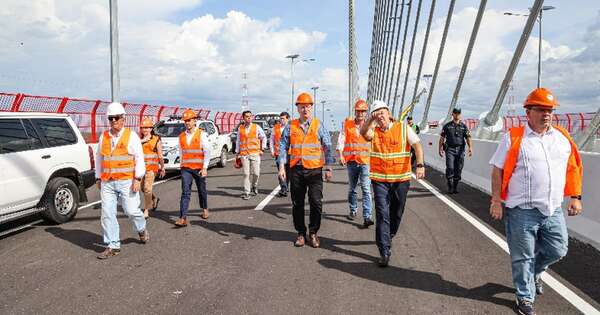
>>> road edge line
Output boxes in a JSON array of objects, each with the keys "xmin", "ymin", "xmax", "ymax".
[{"xmin": 413, "ymin": 174, "xmax": 600, "ymax": 315}]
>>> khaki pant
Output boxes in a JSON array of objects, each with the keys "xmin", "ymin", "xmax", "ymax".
[
  {"xmin": 241, "ymin": 154, "xmax": 261, "ymax": 194},
  {"xmin": 141, "ymin": 171, "xmax": 156, "ymax": 209}
]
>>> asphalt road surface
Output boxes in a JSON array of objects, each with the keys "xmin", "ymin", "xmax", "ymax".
[{"xmin": 1, "ymin": 157, "xmax": 599, "ymax": 314}]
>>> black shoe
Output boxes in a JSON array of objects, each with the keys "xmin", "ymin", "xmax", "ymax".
[
  {"xmin": 378, "ymin": 255, "xmax": 390, "ymax": 268},
  {"xmin": 452, "ymin": 180, "xmax": 460, "ymax": 194},
  {"xmin": 516, "ymin": 299, "xmax": 536, "ymax": 315},
  {"xmin": 363, "ymin": 218, "xmax": 374, "ymax": 228},
  {"xmin": 250, "ymin": 187, "xmax": 258, "ymax": 196},
  {"xmin": 277, "ymin": 190, "xmax": 287, "ymax": 197},
  {"xmin": 535, "ymin": 278, "xmax": 544, "ymax": 295},
  {"xmin": 447, "ymin": 180, "xmax": 453, "ymax": 194},
  {"xmin": 347, "ymin": 212, "xmax": 357, "ymax": 221}
]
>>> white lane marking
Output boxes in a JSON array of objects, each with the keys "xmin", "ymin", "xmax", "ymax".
[
  {"xmin": 413, "ymin": 174, "xmax": 600, "ymax": 315},
  {"xmin": 1, "ymin": 175, "xmax": 183, "ymax": 237},
  {"xmin": 226, "ymin": 158, "xmax": 235, "ymax": 162},
  {"xmin": 254, "ymin": 186, "xmax": 281, "ymax": 211}
]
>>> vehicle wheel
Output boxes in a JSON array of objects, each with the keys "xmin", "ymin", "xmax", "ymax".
[
  {"xmin": 40, "ymin": 177, "xmax": 79, "ymax": 224},
  {"xmin": 217, "ymin": 147, "xmax": 228, "ymax": 168}
]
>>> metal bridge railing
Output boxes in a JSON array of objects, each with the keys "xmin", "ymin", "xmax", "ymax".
[{"xmin": 0, "ymin": 92, "xmax": 242, "ymax": 142}]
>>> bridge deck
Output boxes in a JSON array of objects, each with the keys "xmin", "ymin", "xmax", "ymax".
[{"xmin": 1, "ymin": 157, "xmax": 598, "ymax": 314}]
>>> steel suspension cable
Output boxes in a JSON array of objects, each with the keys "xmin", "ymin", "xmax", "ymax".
[
  {"xmin": 367, "ymin": 0, "xmax": 382, "ymax": 104},
  {"xmin": 392, "ymin": 0, "xmax": 413, "ymax": 115},
  {"xmin": 399, "ymin": 0, "xmax": 423, "ymax": 114},
  {"xmin": 375, "ymin": 0, "xmax": 394, "ymax": 100},
  {"xmin": 385, "ymin": 0, "xmax": 406, "ymax": 106}
]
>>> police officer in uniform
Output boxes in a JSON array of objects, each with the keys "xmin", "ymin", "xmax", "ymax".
[{"xmin": 438, "ymin": 108, "xmax": 473, "ymax": 194}]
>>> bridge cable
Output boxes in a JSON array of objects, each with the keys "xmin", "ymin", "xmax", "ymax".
[
  {"xmin": 410, "ymin": 0, "xmax": 436, "ymax": 116},
  {"xmin": 399, "ymin": 0, "xmax": 423, "ymax": 116},
  {"xmin": 383, "ymin": 0, "xmax": 405, "ymax": 106},
  {"xmin": 391, "ymin": 0, "xmax": 413, "ymax": 115}
]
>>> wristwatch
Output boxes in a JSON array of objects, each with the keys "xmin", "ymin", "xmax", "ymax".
[
  {"xmin": 571, "ymin": 195, "xmax": 582, "ymax": 200},
  {"xmin": 135, "ymin": 177, "xmax": 143, "ymax": 181},
  {"xmin": 415, "ymin": 163, "xmax": 424, "ymax": 168}
]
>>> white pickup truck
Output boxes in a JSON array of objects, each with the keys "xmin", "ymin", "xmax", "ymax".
[{"xmin": 155, "ymin": 118, "xmax": 232, "ymax": 171}]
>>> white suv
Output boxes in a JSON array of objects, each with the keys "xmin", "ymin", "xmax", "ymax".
[{"xmin": 0, "ymin": 112, "xmax": 95, "ymax": 224}]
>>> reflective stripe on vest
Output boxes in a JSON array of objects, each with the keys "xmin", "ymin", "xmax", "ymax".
[
  {"xmin": 239, "ymin": 123, "xmax": 261, "ymax": 155},
  {"xmin": 369, "ymin": 122, "xmax": 412, "ymax": 182},
  {"xmin": 100, "ymin": 128, "xmax": 135, "ymax": 181},
  {"xmin": 289, "ymin": 118, "xmax": 324, "ymax": 169},
  {"xmin": 179, "ymin": 128, "xmax": 205, "ymax": 170},
  {"xmin": 273, "ymin": 123, "xmax": 282, "ymax": 157},
  {"xmin": 342, "ymin": 119, "xmax": 370, "ymax": 164},
  {"xmin": 500, "ymin": 126, "xmax": 583, "ymax": 201},
  {"xmin": 142, "ymin": 135, "xmax": 160, "ymax": 172}
]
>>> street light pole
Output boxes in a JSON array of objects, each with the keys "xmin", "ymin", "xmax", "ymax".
[
  {"xmin": 311, "ymin": 86, "xmax": 319, "ymax": 107},
  {"xmin": 321, "ymin": 100, "xmax": 326, "ymax": 123},
  {"xmin": 109, "ymin": 0, "xmax": 120, "ymax": 102},
  {"xmin": 286, "ymin": 54, "xmax": 300, "ymax": 117}
]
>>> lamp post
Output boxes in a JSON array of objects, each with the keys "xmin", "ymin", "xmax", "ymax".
[
  {"xmin": 504, "ymin": 5, "xmax": 555, "ymax": 88},
  {"xmin": 109, "ymin": 0, "xmax": 120, "ymax": 102},
  {"xmin": 311, "ymin": 86, "xmax": 319, "ymax": 107},
  {"xmin": 321, "ymin": 100, "xmax": 327, "ymax": 122},
  {"xmin": 286, "ymin": 54, "xmax": 300, "ymax": 117}
]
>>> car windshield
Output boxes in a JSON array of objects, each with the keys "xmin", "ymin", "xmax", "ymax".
[{"xmin": 155, "ymin": 123, "xmax": 186, "ymax": 137}]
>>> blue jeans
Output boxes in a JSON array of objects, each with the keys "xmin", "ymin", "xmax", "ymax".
[
  {"xmin": 100, "ymin": 179, "xmax": 146, "ymax": 249},
  {"xmin": 372, "ymin": 180, "xmax": 410, "ymax": 257},
  {"xmin": 347, "ymin": 162, "xmax": 372, "ymax": 219},
  {"xmin": 180, "ymin": 168, "xmax": 208, "ymax": 218},
  {"xmin": 505, "ymin": 206, "xmax": 568, "ymax": 302}
]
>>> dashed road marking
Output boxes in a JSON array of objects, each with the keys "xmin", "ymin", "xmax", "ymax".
[{"xmin": 254, "ymin": 186, "xmax": 281, "ymax": 211}]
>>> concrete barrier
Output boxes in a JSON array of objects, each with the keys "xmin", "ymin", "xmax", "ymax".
[{"xmin": 419, "ymin": 132, "xmax": 600, "ymax": 250}]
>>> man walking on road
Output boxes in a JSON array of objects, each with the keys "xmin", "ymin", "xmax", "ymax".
[
  {"xmin": 236, "ymin": 110, "xmax": 267, "ymax": 200},
  {"xmin": 489, "ymin": 88, "xmax": 583, "ymax": 315},
  {"xmin": 439, "ymin": 107, "xmax": 473, "ymax": 194},
  {"xmin": 95, "ymin": 102, "xmax": 149, "ymax": 259},
  {"xmin": 139, "ymin": 116, "xmax": 165, "ymax": 218},
  {"xmin": 175, "ymin": 109, "xmax": 211, "ymax": 227},
  {"xmin": 361, "ymin": 100, "xmax": 424, "ymax": 267},
  {"xmin": 271, "ymin": 112, "xmax": 290, "ymax": 197},
  {"xmin": 338, "ymin": 99, "xmax": 374, "ymax": 228},
  {"xmin": 278, "ymin": 92, "xmax": 335, "ymax": 248}
]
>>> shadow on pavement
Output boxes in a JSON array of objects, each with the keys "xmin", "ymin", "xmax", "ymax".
[
  {"xmin": 318, "ymin": 259, "xmax": 515, "ymax": 309},
  {"xmin": 45, "ymin": 227, "xmax": 140, "ymax": 253}
]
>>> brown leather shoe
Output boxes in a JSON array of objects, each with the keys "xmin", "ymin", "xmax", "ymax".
[
  {"xmin": 138, "ymin": 230, "xmax": 149, "ymax": 243},
  {"xmin": 97, "ymin": 248, "xmax": 120, "ymax": 260},
  {"xmin": 174, "ymin": 217, "xmax": 188, "ymax": 227},
  {"xmin": 309, "ymin": 233, "xmax": 320, "ymax": 248},
  {"xmin": 200, "ymin": 209, "xmax": 209, "ymax": 220},
  {"xmin": 294, "ymin": 235, "xmax": 305, "ymax": 247}
]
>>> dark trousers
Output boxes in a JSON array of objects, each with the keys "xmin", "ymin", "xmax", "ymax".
[
  {"xmin": 373, "ymin": 180, "xmax": 410, "ymax": 257},
  {"xmin": 445, "ymin": 146, "xmax": 465, "ymax": 181},
  {"xmin": 180, "ymin": 168, "xmax": 208, "ymax": 218},
  {"xmin": 275, "ymin": 159, "xmax": 290, "ymax": 193},
  {"xmin": 290, "ymin": 165, "xmax": 323, "ymax": 236}
]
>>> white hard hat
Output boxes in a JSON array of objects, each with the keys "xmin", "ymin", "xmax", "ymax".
[
  {"xmin": 370, "ymin": 100, "xmax": 389, "ymax": 114},
  {"xmin": 106, "ymin": 102, "xmax": 126, "ymax": 116}
]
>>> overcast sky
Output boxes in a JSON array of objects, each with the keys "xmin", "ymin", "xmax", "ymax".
[{"xmin": 1, "ymin": 0, "xmax": 599, "ymax": 130}]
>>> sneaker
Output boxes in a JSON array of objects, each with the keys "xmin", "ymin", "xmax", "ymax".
[
  {"xmin": 378, "ymin": 255, "xmax": 390, "ymax": 267},
  {"xmin": 97, "ymin": 248, "xmax": 120, "ymax": 260},
  {"xmin": 516, "ymin": 299, "xmax": 536, "ymax": 315},
  {"xmin": 347, "ymin": 212, "xmax": 357, "ymax": 221},
  {"xmin": 138, "ymin": 230, "xmax": 149, "ymax": 243},
  {"xmin": 242, "ymin": 194, "xmax": 251, "ymax": 200},
  {"xmin": 535, "ymin": 278, "xmax": 544, "ymax": 295},
  {"xmin": 363, "ymin": 218, "xmax": 374, "ymax": 228},
  {"xmin": 277, "ymin": 190, "xmax": 287, "ymax": 197},
  {"xmin": 250, "ymin": 187, "xmax": 258, "ymax": 196}
]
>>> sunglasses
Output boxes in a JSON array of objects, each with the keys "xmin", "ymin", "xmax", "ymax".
[{"xmin": 108, "ymin": 115, "xmax": 124, "ymax": 122}]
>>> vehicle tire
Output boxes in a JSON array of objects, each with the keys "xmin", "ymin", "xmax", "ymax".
[
  {"xmin": 40, "ymin": 177, "xmax": 79, "ymax": 224},
  {"xmin": 217, "ymin": 147, "xmax": 228, "ymax": 168}
]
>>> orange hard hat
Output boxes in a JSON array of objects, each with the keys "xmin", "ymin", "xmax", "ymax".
[
  {"xmin": 141, "ymin": 116, "xmax": 154, "ymax": 128},
  {"xmin": 354, "ymin": 99, "xmax": 368, "ymax": 111},
  {"xmin": 182, "ymin": 109, "xmax": 197, "ymax": 120},
  {"xmin": 295, "ymin": 92, "xmax": 313, "ymax": 106},
  {"xmin": 523, "ymin": 87, "xmax": 558, "ymax": 108}
]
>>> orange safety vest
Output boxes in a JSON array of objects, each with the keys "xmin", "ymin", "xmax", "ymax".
[
  {"xmin": 100, "ymin": 128, "xmax": 135, "ymax": 181},
  {"xmin": 239, "ymin": 123, "xmax": 261, "ymax": 156},
  {"xmin": 501, "ymin": 125, "xmax": 583, "ymax": 201},
  {"xmin": 370, "ymin": 122, "xmax": 412, "ymax": 182},
  {"xmin": 179, "ymin": 128, "xmax": 205, "ymax": 170},
  {"xmin": 273, "ymin": 122, "xmax": 283, "ymax": 157},
  {"xmin": 342, "ymin": 118, "xmax": 370, "ymax": 164},
  {"xmin": 289, "ymin": 118, "xmax": 324, "ymax": 169},
  {"xmin": 142, "ymin": 135, "xmax": 160, "ymax": 173}
]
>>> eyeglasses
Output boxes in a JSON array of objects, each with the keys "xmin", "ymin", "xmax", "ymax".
[
  {"xmin": 530, "ymin": 107, "xmax": 554, "ymax": 114},
  {"xmin": 108, "ymin": 115, "xmax": 124, "ymax": 122},
  {"xmin": 183, "ymin": 119, "xmax": 193, "ymax": 123}
]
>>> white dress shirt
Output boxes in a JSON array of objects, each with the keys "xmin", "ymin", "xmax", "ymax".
[
  {"xmin": 95, "ymin": 128, "xmax": 146, "ymax": 179},
  {"xmin": 179, "ymin": 127, "xmax": 211, "ymax": 169},
  {"xmin": 489, "ymin": 124, "xmax": 572, "ymax": 216}
]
